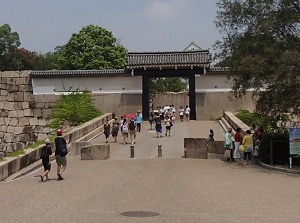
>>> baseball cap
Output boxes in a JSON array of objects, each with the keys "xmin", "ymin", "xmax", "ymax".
[{"xmin": 45, "ymin": 139, "xmax": 50, "ymax": 144}]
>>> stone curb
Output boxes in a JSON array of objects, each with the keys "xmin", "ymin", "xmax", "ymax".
[{"xmin": 255, "ymin": 158, "xmax": 300, "ymax": 174}]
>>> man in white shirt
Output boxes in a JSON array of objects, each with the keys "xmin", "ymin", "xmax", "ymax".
[{"xmin": 185, "ymin": 105, "xmax": 190, "ymax": 121}]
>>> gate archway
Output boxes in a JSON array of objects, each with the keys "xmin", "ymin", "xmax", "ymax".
[{"xmin": 126, "ymin": 50, "xmax": 212, "ymax": 120}]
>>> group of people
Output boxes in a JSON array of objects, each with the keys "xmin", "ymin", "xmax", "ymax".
[
  {"xmin": 102, "ymin": 110, "xmax": 143, "ymax": 145},
  {"xmin": 40, "ymin": 129, "xmax": 68, "ymax": 182},
  {"xmin": 224, "ymin": 124, "xmax": 264, "ymax": 166}
]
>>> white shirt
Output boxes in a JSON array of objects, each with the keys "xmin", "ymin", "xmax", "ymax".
[{"xmin": 185, "ymin": 107, "xmax": 190, "ymax": 115}]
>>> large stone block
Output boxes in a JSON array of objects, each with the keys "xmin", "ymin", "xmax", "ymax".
[
  {"xmin": 7, "ymin": 93, "xmax": 14, "ymax": 102},
  {"xmin": 14, "ymin": 127, "xmax": 23, "ymax": 135},
  {"xmin": 7, "ymin": 84, "xmax": 18, "ymax": 92},
  {"xmin": 14, "ymin": 92, "xmax": 24, "ymax": 101},
  {"xmin": 34, "ymin": 126, "xmax": 43, "ymax": 133},
  {"xmin": 81, "ymin": 144, "xmax": 110, "ymax": 160},
  {"xmin": 184, "ymin": 138, "xmax": 208, "ymax": 159},
  {"xmin": 14, "ymin": 102, "xmax": 22, "ymax": 110},
  {"xmin": 0, "ymin": 117, "xmax": 5, "ymax": 125},
  {"xmin": 38, "ymin": 119, "xmax": 46, "ymax": 126},
  {"xmin": 17, "ymin": 110, "xmax": 24, "ymax": 118},
  {"xmin": 19, "ymin": 117, "xmax": 30, "ymax": 126},
  {"xmin": 1, "ymin": 90, "xmax": 8, "ymax": 96},
  {"xmin": 37, "ymin": 134, "xmax": 47, "ymax": 141},
  {"xmin": 8, "ymin": 111, "xmax": 17, "ymax": 118},
  {"xmin": 29, "ymin": 117, "xmax": 39, "ymax": 125},
  {"xmin": 9, "ymin": 118, "xmax": 18, "ymax": 126},
  {"xmin": 70, "ymin": 141, "xmax": 92, "ymax": 155},
  {"xmin": 4, "ymin": 133, "xmax": 13, "ymax": 143},
  {"xmin": 0, "ymin": 125, "xmax": 7, "ymax": 132},
  {"xmin": 24, "ymin": 109, "xmax": 33, "ymax": 117},
  {"xmin": 23, "ymin": 126, "xmax": 33, "ymax": 134},
  {"xmin": 33, "ymin": 109, "xmax": 42, "ymax": 118},
  {"xmin": 0, "ymin": 101, "xmax": 4, "ymax": 109},
  {"xmin": 23, "ymin": 92, "xmax": 34, "ymax": 102},
  {"xmin": 4, "ymin": 102, "xmax": 14, "ymax": 111},
  {"xmin": 42, "ymin": 109, "xmax": 52, "ymax": 119},
  {"xmin": 20, "ymin": 134, "xmax": 30, "ymax": 142},
  {"xmin": 18, "ymin": 84, "xmax": 32, "ymax": 92},
  {"xmin": 42, "ymin": 127, "xmax": 51, "ymax": 134},
  {"xmin": 207, "ymin": 141, "xmax": 226, "ymax": 154},
  {"xmin": 21, "ymin": 102, "xmax": 29, "ymax": 109}
]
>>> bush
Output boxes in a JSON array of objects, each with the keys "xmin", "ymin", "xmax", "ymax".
[{"xmin": 48, "ymin": 90, "xmax": 101, "ymax": 129}]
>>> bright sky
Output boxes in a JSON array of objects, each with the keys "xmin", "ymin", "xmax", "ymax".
[{"xmin": 0, "ymin": 0, "xmax": 221, "ymax": 55}]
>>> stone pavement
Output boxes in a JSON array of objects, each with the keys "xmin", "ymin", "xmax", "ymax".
[{"xmin": 1, "ymin": 120, "xmax": 300, "ymax": 223}]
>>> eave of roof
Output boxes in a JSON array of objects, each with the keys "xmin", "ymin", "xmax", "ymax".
[{"xmin": 30, "ymin": 69, "xmax": 130, "ymax": 77}]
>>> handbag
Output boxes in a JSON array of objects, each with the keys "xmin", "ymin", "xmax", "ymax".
[
  {"xmin": 239, "ymin": 145, "xmax": 245, "ymax": 152},
  {"xmin": 224, "ymin": 149, "xmax": 231, "ymax": 158}
]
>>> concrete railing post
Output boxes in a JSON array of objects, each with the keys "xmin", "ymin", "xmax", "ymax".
[
  {"xmin": 158, "ymin": 145, "xmax": 162, "ymax": 157},
  {"xmin": 130, "ymin": 145, "xmax": 134, "ymax": 158}
]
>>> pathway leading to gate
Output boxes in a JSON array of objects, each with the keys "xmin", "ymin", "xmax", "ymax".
[{"xmin": 0, "ymin": 121, "xmax": 300, "ymax": 223}]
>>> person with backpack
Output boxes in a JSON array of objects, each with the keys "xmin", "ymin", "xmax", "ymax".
[
  {"xmin": 128, "ymin": 117, "xmax": 137, "ymax": 144},
  {"xmin": 155, "ymin": 112, "xmax": 162, "ymax": 138},
  {"xmin": 40, "ymin": 138, "xmax": 52, "ymax": 182},
  {"xmin": 55, "ymin": 129, "xmax": 68, "ymax": 181},
  {"xmin": 121, "ymin": 118, "xmax": 129, "ymax": 145},
  {"xmin": 103, "ymin": 119, "xmax": 111, "ymax": 143},
  {"xmin": 164, "ymin": 115, "xmax": 172, "ymax": 137},
  {"xmin": 111, "ymin": 117, "xmax": 120, "ymax": 143}
]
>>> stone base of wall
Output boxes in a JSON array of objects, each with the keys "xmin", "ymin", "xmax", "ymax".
[
  {"xmin": 81, "ymin": 144, "xmax": 110, "ymax": 160},
  {"xmin": 184, "ymin": 138, "xmax": 208, "ymax": 159}
]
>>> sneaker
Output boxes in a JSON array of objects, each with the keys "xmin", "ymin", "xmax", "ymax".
[{"xmin": 57, "ymin": 173, "xmax": 63, "ymax": 181}]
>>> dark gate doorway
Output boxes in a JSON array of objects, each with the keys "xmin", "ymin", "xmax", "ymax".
[{"xmin": 126, "ymin": 50, "xmax": 212, "ymax": 120}]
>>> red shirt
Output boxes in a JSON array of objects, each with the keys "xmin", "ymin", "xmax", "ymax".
[{"xmin": 234, "ymin": 132, "xmax": 242, "ymax": 142}]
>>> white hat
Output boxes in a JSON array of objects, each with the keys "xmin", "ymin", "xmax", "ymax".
[{"xmin": 45, "ymin": 139, "xmax": 50, "ymax": 144}]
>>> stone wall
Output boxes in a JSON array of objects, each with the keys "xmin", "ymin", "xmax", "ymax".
[{"xmin": 0, "ymin": 71, "xmax": 52, "ymax": 154}]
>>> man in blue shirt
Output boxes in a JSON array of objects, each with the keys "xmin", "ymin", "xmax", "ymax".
[{"xmin": 135, "ymin": 110, "xmax": 143, "ymax": 134}]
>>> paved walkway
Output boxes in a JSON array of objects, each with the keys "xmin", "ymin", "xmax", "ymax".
[{"xmin": 1, "ymin": 121, "xmax": 300, "ymax": 223}]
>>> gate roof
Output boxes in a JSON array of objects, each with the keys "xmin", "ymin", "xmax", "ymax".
[{"xmin": 126, "ymin": 50, "xmax": 212, "ymax": 69}]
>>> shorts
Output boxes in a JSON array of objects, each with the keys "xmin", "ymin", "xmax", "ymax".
[
  {"xmin": 166, "ymin": 126, "xmax": 171, "ymax": 130},
  {"xmin": 42, "ymin": 159, "xmax": 51, "ymax": 171},
  {"xmin": 156, "ymin": 125, "xmax": 162, "ymax": 133},
  {"xmin": 185, "ymin": 113, "xmax": 190, "ymax": 117},
  {"xmin": 180, "ymin": 115, "xmax": 184, "ymax": 119},
  {"xmin": 129, "ymin": 129, "xmax": 136, "ymax": 136},
  {"xmin": 112, "ymin": 130, "xmax": 118, "ymax": 137},
  {"xmin": 56, "ymin": 155, "xmax": 67, "ymax": 166}
]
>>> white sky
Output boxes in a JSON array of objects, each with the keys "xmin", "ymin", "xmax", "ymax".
[{"xmin": 0, "ymin": 0, "xmax": 221, "ymax": 56}]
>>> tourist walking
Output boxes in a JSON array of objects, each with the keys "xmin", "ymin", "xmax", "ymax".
[
  {"xmin": 185, "ymin": 105, "xmax": 190, "ymax": 121},
  {"xmin": 111, "ymin": 117, "xmax": 120, "ymax": 143},
  {"xmin": 224, "ymin": 127, "xmax": 234, "ymax": 162},
  {"xmin": 40, "ymin": 138, "xmax": 52, "ymax": 182},
  {"xmin": 135, "ymin": 110, "xmax": 143, "ymax": 134},
  {"xmin": 164, "ymin": 115, "xmax": 172, "ymax": 137},
  {"xmin": 55, "ymin": 129, "xmax": 68, "ymax": 181},
  {"xmin": 242, "ymin": 130, "xmax": 253, "ymax": 166},
  {"xmin": 128, "ymin": 117, "xmax": 136, "ymax": 144},
  {"xmin": 154, "ymin": 112, "xmax": 162, "ymax": 137},
  {"xmin": 179, "ymin": 106, "xmax": 184, "ymax": 122},
  {"xmin": 121, "ymin": 118, "xmax": 129, "ymax": 144},
  {"xmin": 233, "ymin": 128, "xmax": 242, "ymax": 159},
  {"xmin": 149, "ymin": 110, "xmax": 154, "ymax": 130},
  {"xmin": 103, "ymin": 119, "xmax": 111, "ymax": 143}
]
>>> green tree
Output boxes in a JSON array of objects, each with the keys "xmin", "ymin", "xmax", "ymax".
[
  {"xmin": 0, "ymin": 24, "xmax": 21, "ymax": 70},
  {"xmin": 149, "ymin": 77, "xmax": 188, "ymax": 99},
  {"xmin": 214, "ymin": 0, "xmax": 300, "ymax": 121},
  {"xmin": 56, "ymin": 25, "xmax": 126, "ymax": 70},
  {"xmin": 48, "ymin": 90, "xmax": 101, "ymax": 129}
]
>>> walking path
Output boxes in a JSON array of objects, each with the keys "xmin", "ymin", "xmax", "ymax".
[{"xmin": 1, "ymin": 120, "xmax": 300, "ymax": 223}]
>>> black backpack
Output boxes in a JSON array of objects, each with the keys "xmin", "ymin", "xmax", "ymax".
[
  {"xmin": 55, "ymin": 137, "xmax": 68, "ymax": 157},
  {"xmin": 129, "ymin": 120, "xmax": 135, "ymax": 130}
]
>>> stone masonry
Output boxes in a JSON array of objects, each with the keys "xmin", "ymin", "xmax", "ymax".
[{"xmin": 0, "ymin": 71, "xmax": 52, "ymax": 154}]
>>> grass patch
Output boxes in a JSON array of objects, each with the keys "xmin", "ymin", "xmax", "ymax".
[
  {"xmin": 24, "ymin": 135, "xmax": 56, "ymax": 150},
  {"xmin": 0, "ymin": 158, "xmax": 6, "ymax": 162},
  {"xmin": 6, "ymin": 149, "xmax": 25, "ymax": 157}
]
